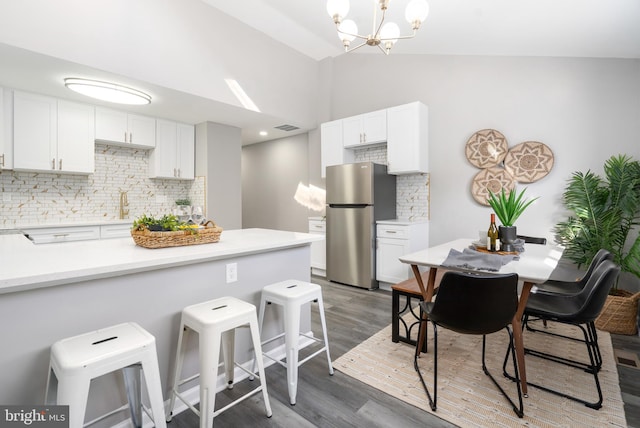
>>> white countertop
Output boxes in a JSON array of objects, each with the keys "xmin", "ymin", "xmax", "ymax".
[
  {"xmin": 0, "ymin": 228, "xmax": 322, "ymax": 294},
  {"xmin": 376, "ymin": 219, "xmax": 429, "ymax": 226},
  {"xmin": 9, "ymin": 220, "xmax": 132, "ymax": 231}
]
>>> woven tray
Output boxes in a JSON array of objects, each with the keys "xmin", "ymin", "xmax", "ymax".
[
  {"xmin": 471, "ymin": 245, "xmax": 519, "ymax": 256},
  {"xmin": 131, "ymin": 220, "xmax": 223, "ymax": 249}
]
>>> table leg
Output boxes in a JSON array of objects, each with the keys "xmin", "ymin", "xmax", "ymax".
[
  {"xmin": 512, "ymin": 281, "xmax": 533, "ymax": 397},
  {"xmin": 413, "ymin": 265, "xmax": 437, "ymax": 355}
]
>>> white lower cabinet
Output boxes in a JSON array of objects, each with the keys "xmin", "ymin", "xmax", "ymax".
[
  {"xmin": 24, "ymin": 226, "xmax": 100, "ymax": 244},
  {"xmin": 309, "ymin": 218, "xmax": 326, "ymax": 276},
  {"xmin": 376, "ymin": 221, "xmax": 429, "ymax": 284},
  {"xmin": 100, "ymin": 223, "xmax": 132, "ymax": 239}
]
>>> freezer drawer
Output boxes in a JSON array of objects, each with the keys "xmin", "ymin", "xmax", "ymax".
[{"xmin": 326, "ymin": 206, "xmax": 377, "ymax": 289}]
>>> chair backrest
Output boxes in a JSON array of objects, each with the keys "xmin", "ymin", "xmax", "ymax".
[
  {"xmin": 428, "ymin": 271, "xmax": 519, "ymax": 335},
  {"xmin": 571, "ymin": 260, "xmax": 620, "ymax": 322},
  {"xmin": 517, "ymin": 235, "xmax": 547, "ymax": 245}
]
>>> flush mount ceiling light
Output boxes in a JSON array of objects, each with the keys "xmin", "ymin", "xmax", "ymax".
[
  {"xmin": 64, "ymin": 78, "xmax": 151, "ymax": 105},
  {"xmin": 327, "ymin": 0, "xmax": 429, "ymax": 55}
]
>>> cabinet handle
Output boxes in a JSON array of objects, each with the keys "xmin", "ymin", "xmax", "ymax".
[
  {"xmin": 129, "ymin": 132, "xmax": 133, "ymax": 143},
  {"xmin": 59, "ymin": 159, "xmax": 63, "ymax": 170},
  {"xmin": 0, "ymin": 154, "xmax": 4, "ymax": 167},
  {"xmin": 53, "ymin": 233, "xmax": 69, "ymax": 238},
  {"xmin": 385, "ymin": 230, "xmax": 397, "ymax": 234},
  {"xmin": 124, "ymin": 132, "xmax": 128, "ymax": 143},
  {"xmin": 363, "ymin": 132, "xmax": 366, "ymax": 143},
  {"xmin": 52, "ymin": 158, "xmax": 56, "ymax": 170},
  {"xmin": 174, "ymin": 168, "xmax": 177, "ymax": 177},
  {"xmin": 177, "ymin": 168, "xmax": 181, "ymax": 178}
]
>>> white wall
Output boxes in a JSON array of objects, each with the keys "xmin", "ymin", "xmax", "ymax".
[{"xmin": 326, "ymin": 54, "xmax": 640, "ymax": 245}]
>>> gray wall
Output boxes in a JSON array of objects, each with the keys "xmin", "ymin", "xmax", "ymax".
[
  {"xmin": 242, "ymin": 134, "xmax": 310, "ymax": 232},
  {"xmin": 196, "ymin": 122, "xmax": 242, "ymax": 230}
]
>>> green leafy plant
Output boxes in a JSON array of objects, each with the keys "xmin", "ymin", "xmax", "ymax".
[
  {"xmin": 487, "ymin": 187, "xmax": 538, "ymax": 227},
  {"xmin": 554, "ymin": 154, "xmax": 640, "ymax": 290},
  {"xmin": 175, "ymin": 198, "xmax": 191, "ymax": 206},
  {"xmin": 133, "ymin": 214, "xmax": 184, "ymax": 231}
]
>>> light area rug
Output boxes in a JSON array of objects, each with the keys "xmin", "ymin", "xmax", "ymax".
[{"xmin": 333, "ymin": 318, "xmax": 627, "ymax": 427}]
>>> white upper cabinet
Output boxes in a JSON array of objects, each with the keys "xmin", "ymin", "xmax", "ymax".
[
  {"xmin": 387, "ymin": 102, "xmax": 428, "ymax": 175},
  {"xmin": 95, "ymin": 107, "xmax": 155, "ymax": 148},
  {"xmin": 0, "ymin": 88, "xmax": 13, "ymax": 170},
  {"xmin": 149, "ymin": 119, "xmax": 194, "ymax": 180},
  {"xmin": 342, "ymin": 109, "xmax": 387, "ymax": 148},
  {"xmin": 57, "ymin": 100, "xmax": 95, "ymax": 174},
  {"xmin": 321, "ymin": 119, "xmax": 354, "ymax": 178},
  {"xmin": 13, "ymin": 91, "xmax": 94, "ymax": 174}
]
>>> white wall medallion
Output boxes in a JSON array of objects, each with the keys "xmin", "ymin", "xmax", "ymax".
[
  {"xmin": 465, "ymin": 129, "xmax": 509, "ymax": 168},
  {"xmin": 471, "ymin": 166, "xmax": 516, "ymax": 206},
  {"xmin": 504, "ymin": 141, "xmax": 554, "ymax": 183}
]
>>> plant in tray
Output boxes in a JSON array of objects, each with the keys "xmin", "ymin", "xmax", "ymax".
[{"xmin": 132, "ymin": 214, "xmax": 192, "ymax": 232}]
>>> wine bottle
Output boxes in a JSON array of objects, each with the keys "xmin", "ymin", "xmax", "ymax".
[{"xmin": 488, "ymin": 213, "xmax": 499, "ymax": 252}]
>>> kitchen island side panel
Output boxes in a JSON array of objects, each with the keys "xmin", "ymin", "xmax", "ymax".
[{"xmin": 0, "ymin": 245, "xmax": 310, "ymax": 424}]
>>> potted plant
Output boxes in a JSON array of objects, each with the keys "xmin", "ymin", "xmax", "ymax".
[
  {"xmin": 554, "ymin": 154, "xmax": 640, "ymax": 334},
  {"xmin": 487, "ymin": 187, "xmax": 538, "ymax": 251}
]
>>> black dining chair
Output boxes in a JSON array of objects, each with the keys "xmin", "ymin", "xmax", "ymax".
[
  {"xmin": 517, "ymin": 235, "xmax": 547, "ymax": 245},
  {"xmin": 507, "ymin": 259, "xmax": 620, "ymax": 409},
  {"xmin": 533, "ymin": 249, "xmax": 613, "ymax": 295},
  {"xmin": 415, "ymin": 271, "xmax": 524, "ymax": 418}
]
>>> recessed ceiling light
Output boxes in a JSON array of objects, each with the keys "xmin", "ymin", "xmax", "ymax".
[
  {"xmin": 259, "ymin": 131, "xmax": 268, "ymax": 136},
  {"xmin": 64, "ymin": 78, "xmax": 151, "ymax": 105}
]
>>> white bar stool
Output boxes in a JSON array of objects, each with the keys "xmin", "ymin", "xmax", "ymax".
[
  {"xmin": 44, "ymin": 322, "xmax": 167, "ymax": 428},
  {"xmin": 256, "ymin": 279, "xmax": 333, "ymax": 405},
  {"xmin": 166, "ymin": 296, "xmax": 272, "ymax": 428}
]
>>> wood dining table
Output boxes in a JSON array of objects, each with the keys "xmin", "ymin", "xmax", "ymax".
[{"xmin": 399, "ymin": 238, "xmax": 564, "ymax": 396}]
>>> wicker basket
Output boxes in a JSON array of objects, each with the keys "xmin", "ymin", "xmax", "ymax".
[
  {"xmin": 131, "ymin": 220, "xmax": 223, "ymax": 249},
  {"xmin": 595, "ymin": 291, "xmax": 640, "ymax": 335}
]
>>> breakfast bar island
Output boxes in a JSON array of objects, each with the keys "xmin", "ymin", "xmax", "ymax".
[{"xmin": 0, "ymin": 228, "xmax": 321, "ymax": 424}]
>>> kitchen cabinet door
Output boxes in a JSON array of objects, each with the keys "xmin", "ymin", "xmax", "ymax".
[
  {"xmin": 13, "ymin": 91, "xmax": 57, "ymax": 172},
  {"xmin": 177, "ymin": 123, "xmax": 195, "ymax": 179},
  {"xmin": 309, "ymin": 218, "xmax": 326, "ymax": 276},
  {"xmin": 376, "ymin": 221, "xmax": 429, "ymax": 284},
  {"xmin": 150, "ymin": 119, "xmax": 194, "ymax": 179},
  {"xmin": 387, "ymin": 102, "xmax": 428, "ymax": 174},
  {"xmin": 342, "ymin": 110, "xmax": 387, "ymax": 148},
  {"xmin": 320, "ymin": 119, "xmax": 353, "ymax": 178},
  {"xmin": 57, "ymin": 100, "xmax": 95, "ymax": 174},
  {"xmin": 95, "ymin": 108, "xmax": 155, "ymax": 148},
  {"xmin": 0, "ymin": 88, "xmax": 13, "ymax": 170}
]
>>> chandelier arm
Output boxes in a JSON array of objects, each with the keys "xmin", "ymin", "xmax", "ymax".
[
  {"xmin": 379, "ymin": 30, "xmax": 419, "ymax": 42},
  {"xmin": 345, "ymin": 41, "xmax": 369, "ymax": 53},
  {"xmin": 377, "ymin": 44, "xmax": 391, "ymax": 55},
  {"xmin": 334, "ymin": 23, "xmax": 370, "ymax": 42},
  {"xmin": 372, "ymin": 9, "xmax": 387, "ymax": 39}
]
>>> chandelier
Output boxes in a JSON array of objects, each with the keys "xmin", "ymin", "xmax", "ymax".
[{"xmin": 326, "ymin": 0, "xmax": 429, "ymax": 55}]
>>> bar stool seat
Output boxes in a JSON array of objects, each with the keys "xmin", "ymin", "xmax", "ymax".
[
  {"xmin": 167, "ymin": 296, "xmax": 272, "ymax": 428},
  {"xmin": 45, "ymin": 322, "xmax": 166, "ymax": 428},
  {"xmin": 256, "ymin": 279, "xmax": 333, "ymax": 405}
]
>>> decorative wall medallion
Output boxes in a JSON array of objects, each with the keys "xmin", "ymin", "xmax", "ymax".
[
  {"xmin": 504, "ymin": 141, "xmax": 554, "ymax": 183},
  {"xmin": 465, "ymin": 129, "xmax": 509, "ymax": 168},
  {"xmin": 471, "ymin": 167, "xmax": 516, "ymax": 206}
]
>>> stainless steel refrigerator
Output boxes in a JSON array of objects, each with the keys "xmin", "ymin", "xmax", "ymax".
[{"xmin": 326, "ymin": 162, "xmax": 396, "ymax": 290}]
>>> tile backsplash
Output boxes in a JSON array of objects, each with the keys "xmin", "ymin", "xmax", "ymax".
[
  {"xmin": 354, "ymin": 145, "xmax": 429, "ymax": 221},
  {"xmin": 0, "ymin": 143, "xmax": 204, "ymax": 228}
]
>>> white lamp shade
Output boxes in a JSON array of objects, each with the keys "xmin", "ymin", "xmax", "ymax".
[
  {"xmin": 380, "ymin": 22, "xmax": 400, "ymax": 43},
  {"xmin": 338, "ymin": 19, "xmax": 358, "ymax": 41},
  {"xmin": 327, "ymin": 0, "xmax": 350, "ymax": 19},
  {"xmin": 405, "ymin": 0, "xmax": 429, "ymax": 23}
]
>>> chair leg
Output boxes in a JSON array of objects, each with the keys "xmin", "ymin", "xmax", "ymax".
[
  {"xmin": 414, "ymin": 317, "xmax": 436, "ymax": 411},
  {"xmin": 506, "ymin": 320, "xmax": 604, "ymax": 409},
  {"xmin": 483, "ymin": 330, "xmax": 523, "ymax": 418}
]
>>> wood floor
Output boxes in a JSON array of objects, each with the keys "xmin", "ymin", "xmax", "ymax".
[{"xmin": 167, "ymin": 276, "xmax": 640, "ymax": 428}]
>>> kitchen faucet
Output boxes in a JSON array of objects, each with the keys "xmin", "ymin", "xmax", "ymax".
[{"xmin": 119, "ymin": 191, "xmax": 129, "ymax": 219}]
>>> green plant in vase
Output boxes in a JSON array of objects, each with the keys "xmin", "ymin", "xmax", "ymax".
[{"xmin": 487, "ymin": 187, "xmax": 538, "ymax": 251}]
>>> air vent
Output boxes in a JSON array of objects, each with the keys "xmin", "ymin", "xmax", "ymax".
[{"xmin": 274, "ymin": 124, "xmax": 300, "ymax": 132}]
